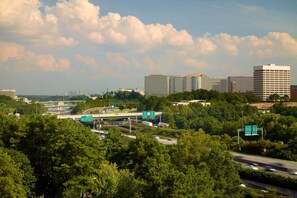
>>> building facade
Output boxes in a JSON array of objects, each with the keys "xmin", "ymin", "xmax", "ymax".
[
  {"xmin": 291, "ymin": 85, "xmax": 297, "ymax": 100},
  {"xmin": 253, "ymin": 64, "xmax": 291, "ymax": 101},
  {"xmin": 0, "ymin": 89, "xmax": 16, "ymax": 99},
  {"xmin": 227, "ymin": 76, "xmax": 253, "ymax": 93},
  {"xmin": 145, "ymin": 75, "xmax": 170, "ymax": 97},
  {"xmin": 145, "ymin": 74, "xmax": 228, "ymax": 97}
]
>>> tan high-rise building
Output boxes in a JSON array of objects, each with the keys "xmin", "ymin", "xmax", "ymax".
[
  {"xmin": 253, "ymin": 64, "xmax": 290, "ymax": 101},
  {"xmin": 145, "ymin": 75, "xmax": 170, "ymax": 97},
  {"xmin": 0, "ymin": 89, "xmax": 16, "ymax": 99},
  {"xmin": 227, "ymin": 76, "xmax": 253, "ymax": 93}
]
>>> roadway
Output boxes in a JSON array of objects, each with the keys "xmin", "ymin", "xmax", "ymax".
[
  {"xmin": 99, "ymin": 131, "xmax": 297, "ymax": 178},
  {"xmin": 231, "ymin": 152, "xmax": 297, "ymax": 178},
  {"xmin": 58, "ymin": 112, "xmax": 162, "ymax": 120}
]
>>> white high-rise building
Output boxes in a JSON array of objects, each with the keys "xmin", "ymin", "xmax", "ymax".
[{"xmin": 253, "ymin": 64, "xmax": 291, "ymax": 101}]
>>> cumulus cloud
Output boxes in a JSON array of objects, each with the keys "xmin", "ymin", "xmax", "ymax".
[
  {"xmin": 184, "ymin": 59, "xmax": 209, "ymax": 69},
  {"xmin": 75, "ymin": 54, "xmax": 97, "ymax": 67},
  {"xmin": 0, "ymin": 42, "xmax": 70, "ymax": 72},
  {"xmin": 106, "ymin": 52, "xmax": 130, "ymax": 66},
  {"xmin": 0, "ymin": 0, "xmax": 194, "ymax": 50}
]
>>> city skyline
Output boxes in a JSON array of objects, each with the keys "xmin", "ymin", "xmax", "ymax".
[{"xmin": 1, "ymin": 0, "xmax": 297, "ymax": 95}]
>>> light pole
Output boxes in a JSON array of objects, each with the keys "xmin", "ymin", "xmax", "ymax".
[
  {"xmin": 241, "ymin": 110, "xmax": 243, "ymax": 129},
  {"xmin": 128, "ymin": 117, "xmax": 131, "ymax": 133}
]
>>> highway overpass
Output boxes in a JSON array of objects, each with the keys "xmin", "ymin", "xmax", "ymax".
[{"xmin": 57, "ymin": 112, "xmax": 162, "ymax": 120}]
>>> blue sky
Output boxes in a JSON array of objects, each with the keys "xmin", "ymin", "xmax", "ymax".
[{"xmin": 0, "ymin": 0, "xmax": 296, "ymax": 95}]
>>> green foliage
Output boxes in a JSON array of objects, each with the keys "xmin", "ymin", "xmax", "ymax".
[
  {"xmin": 0, "ymin": 147, "xmax": 27, "ymax": 198},
  {"xmin": 171, "ymin": 131, "xmax": 242, "ymax": 197},
  {"xmin": 271, "ymin": 103, "xmax": 297, "ymax": 118},
  {"xmin": 3, "ymin": 148, "xmax": 36, "ymax": 197}
]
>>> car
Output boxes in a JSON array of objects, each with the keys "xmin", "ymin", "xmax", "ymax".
[
  {"xmin": 288, "ymin": 170, "xmax": 297, "ymax": 175},
  {"xmin": 273, "ymin": 162, "xmax": 284, "ymax": 167},
  {"xmin": 265, "ymin": 166, "xmax": 276, "ymax": 172},
  {"xmin": 154, "ymin": 136, "xmax": 160, "ymax": 140},
  {"xmin": 240, "ymin": 184, "xmax": 246, "ymax": 188},
  {"xmin": 247, "ymin": 165, "xmax": 258, "ymax": 170}
]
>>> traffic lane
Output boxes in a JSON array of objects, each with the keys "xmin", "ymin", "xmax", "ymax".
[
  {"xmin": 231, "ymin": 152, "xmax": 297, "ymax": 170},
  {"xmin": 233, "ymin": 154, "xmax": 297, "ymax": 178}
]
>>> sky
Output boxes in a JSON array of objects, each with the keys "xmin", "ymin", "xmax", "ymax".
[{"xmin": 0, "ymin": 0, "xmax": 297, "ymax": 95}]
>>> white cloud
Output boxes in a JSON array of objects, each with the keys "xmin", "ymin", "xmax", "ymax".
[
  {"xmin": 75, "ymin": 54, "xmax": 97, "ymax": 67},
  {"xmin": 184, "ymin": 59, "xmax": 209, "ymax": 69},
  {"xmin": 0, "ymin": 42, "xmax": 70, "ymax": 72},
  {"xmin": 106, "ymin": 52, "xmax": 129, "ymax": 65}
]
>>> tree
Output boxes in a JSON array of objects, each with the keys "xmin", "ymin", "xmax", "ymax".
[
  {"xmin": 0, "ymin": 147, "xmax": 27, "ymax": 198},
  {"xmin": 171, "ymin": 131, "xmax": 243, "ymax": 197},
  {"xmin": 16, "ymin": 115, "xmax": 106, "ymax": 197},
  {"xmin": 122, "ymin": 135, "xmax": 173, "ymax": 197}
]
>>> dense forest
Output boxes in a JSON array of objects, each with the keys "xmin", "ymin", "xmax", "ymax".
[
  {"xmin": 0, "ymin": 114, "xmax": 244, "ymax": 197},
  {"xmin": 1, "ymin": 89, "xmax": 296, "ymax": 197}
]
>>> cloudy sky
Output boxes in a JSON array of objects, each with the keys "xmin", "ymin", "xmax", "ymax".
[{"xmin": 1, "ymin": 0, "xmax": 297, "ymax": 95}]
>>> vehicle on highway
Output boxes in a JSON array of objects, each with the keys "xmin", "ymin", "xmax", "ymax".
[
  {"xmin": 273, "ymin": 162, "xmax": 284, "ymax": 167},
  {"xmin": 265, "ymin": 166, "xmax": 276, "ymax": 172},
  {"xmin": 142, "ymin": 121, "xmax": 153, "ymax": 127},
  {"xmin": 247, "ymin": 165, "xmax": 258, "ymax": 170},
  {"xmin": 288, "ymin": 169, "xmax": 297, "ymax": 175}
]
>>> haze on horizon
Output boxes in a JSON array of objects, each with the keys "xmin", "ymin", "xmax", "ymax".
[{"xmin": 0, "ymin": 0, "xmax": 297, "ymax": 95}]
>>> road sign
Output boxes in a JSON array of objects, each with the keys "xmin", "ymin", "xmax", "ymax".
[
  {"xmin": 142, "ymin": 111, "xmax": 148, "ymax": 119},
  {"xmin": 252, "ymin": 125, "xmax": 257, "ymax": 135},
  {"xmin": 149, "ymin": 111, "xmax": 155, "ymax": 119},
  {"xmin": 80, "ymin": 115, "xmax": 93, "ymax": 122},
  {"xmin": 245, "ymin": 125, "xmax": 258, "ymax": 136},
  {"xmin": 245, "ymin": 125, "xmax": 252, "ymax": 136}
]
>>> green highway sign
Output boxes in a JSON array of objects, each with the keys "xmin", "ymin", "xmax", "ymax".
[
  {"xmin": 149, "ymin": 111, "xmax": 155, "ymax": 119},
  {"xmin": 142, "ymin": 111, "xmax": 148, "ymax": 119},
  {"xmin": 244, "ymin": 125, "xmax": 258, "ymax": 136},
  {"xmin": 245, "ymin": 125, "xmax": 252, "ymax": 136},
  {"xmin": 252, "ymin": 125, "xmax": 257, "ymax": 135},
  {"xmin": 80, "ymin": 115, "xmax": 93, "ymax": 122}
]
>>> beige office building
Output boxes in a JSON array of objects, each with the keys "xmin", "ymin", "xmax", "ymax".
[
  {"xmin": 0, "ymin": 89, "xmax": 16, "ymax": 99},
  {"xmin": 228, "ymin": 76, "xmax": 253, "ymax": 93},
  {"xmin": 145, "ymin": 75, "xmax": 170, "ymax": 97},
  {"xmin": 253, "ymin": 64, "xmax": 290, "ymax": 101}
]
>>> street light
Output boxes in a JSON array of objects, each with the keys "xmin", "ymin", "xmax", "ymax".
[{"xmin": 128, "ymin": 117, "xmax": 131, "ymax": 133}]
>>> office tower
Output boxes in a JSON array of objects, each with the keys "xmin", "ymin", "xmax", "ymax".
[
  {"xmin": 0, "ymin": 89, "xmax": 16, "ymax": 99},
  {"xmin": 291, "ymin": 85, "xmax": 297, "ymax": 100},
  {"xmin": 253, "ymin": 64, "xmax": 290, "ymax": 101},
  {"xmin": 145, "ymin": 75, "xmax": 170, "ymax": 97},
  {"xmin": 170, "ymin": 76, "xmax": 184, "ymax": 94},
  {"xmin": 227, "ymin": 76, "xmax": 253, "ymax": 93}
]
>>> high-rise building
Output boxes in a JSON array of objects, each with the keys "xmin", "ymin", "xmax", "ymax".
[
  {"xmin": 227, "ymin": 76, "xmax": 253, "ymax": 93},
  {"xmin": 0, "ymin": 89, "xmax": 16, "ymax": 99},
  {"xmin": 253, "ymin": 64, "xmax": 290, "ymax": 101},
  {"xmin": 291, "ymin": 85, "xmax": 297, "ymax": 100},
  {"xmin": 145, "ymin": 75, "xmax": 170, "ymax": 97}
]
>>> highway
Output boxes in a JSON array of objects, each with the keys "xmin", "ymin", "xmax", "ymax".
[
  {"xmin": 99, "ymin": 131, "xmax": 297, "ymax": 178},
  {"xmin": 58, "ymin": 112, "xmax": 162, "ymax": 120},
  {"xmin": 231, "ymin": 152, "xmax": 297, "ymax": 178}
]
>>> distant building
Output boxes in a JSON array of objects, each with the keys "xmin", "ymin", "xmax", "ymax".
[
  {"xmin": 170, "ymin": 76, "xmax": 184, "ymax": 94},
  {"xmin": 291, "ymin": 85, "xmax": 297, "ymax": 100},
  {"xmin": 253, "ymin": 64, "xmax": 290, "ymax": 101},
  {"xmin": 0, "ymin": 89, "xmax": 17, "ymax": 99},
  {"xmin": 145, "ymin": 75, "xmax": 170, "ymax": 97},
  {"xmin": 145, "ymin": 74, "xmax": 228, "ymax": 97},
  {"xmin": 227, "ymin": 76, "xmax": 253, "ymax": 93},
  {"xmin": 118, "ymin": 88, "xmax": 144, "ymax": 96}
]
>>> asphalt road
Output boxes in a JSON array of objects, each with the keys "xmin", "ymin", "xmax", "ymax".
[{"xmin": 231, "ymin": 151, "xmax": 297, "ymax": 178}]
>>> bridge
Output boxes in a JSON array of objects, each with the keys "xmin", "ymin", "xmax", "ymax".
[{"xmin": 57, "ymin": 112, "xmax": 162, "ymax": 120}]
